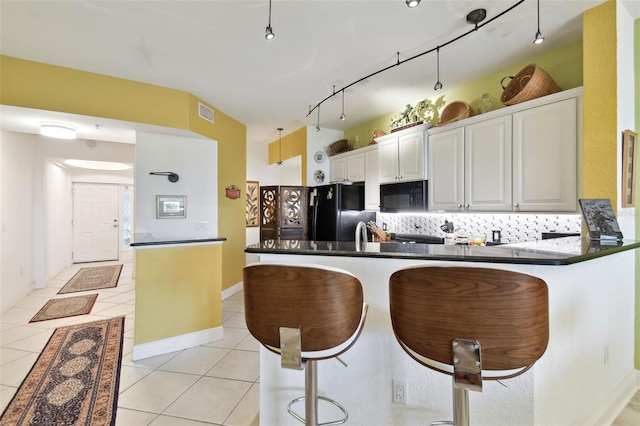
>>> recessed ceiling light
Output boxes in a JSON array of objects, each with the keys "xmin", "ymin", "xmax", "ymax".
[
  {"xmin": 63, "ymin": 159, "xmax": 131, "ymax": 171},
  {"xmin": 40, "ymin": 123, "xmax": 76, "ymax": 139}
]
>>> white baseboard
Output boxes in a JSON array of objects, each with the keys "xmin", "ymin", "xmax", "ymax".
[
  {"xmin": 222, "ymin": 281, "xmax": 243, "ymax": 300},
  {"xmin": 132, "ymin": 326, "xmax": 223, "ymax": 361},
  {"xmin": 589, "ymin": 369, "xmax": 639, "ymax": 426}
]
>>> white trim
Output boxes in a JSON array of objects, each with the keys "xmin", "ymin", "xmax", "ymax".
[
  {"xmin": 588, "ymin": 369, "xmax": 638, "ymax": 426},
  {"xmin": 222, "ymin": 281, "xmax": 243, "ymax": 300},
  {"xmin": 132, "ymin": 326, "xmax": 223, "ymax": 361},
  {"xmin": 132, "ymin": 240, "xmax": 224, "ymax": 250}
]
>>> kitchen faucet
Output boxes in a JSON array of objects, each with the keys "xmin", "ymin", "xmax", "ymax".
[{"xmin": 355, "ymin": 221, "xmax": 367, "ymax": 251}]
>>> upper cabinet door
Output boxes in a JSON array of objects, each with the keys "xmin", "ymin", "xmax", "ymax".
[
  {"xmin": 330, "ymin": 156, "xmax": 348, "ymax": 182},
  {"xmin": 465, "ymin": 115, "xmax": 512, "ymax": 211},
  {"xmin": 428, "ymin": 127, "xmax": 465, "ymax": 211},
  {"xmin": 512, "ymin": 98, "xmax": 577, "ymax": 212},
  {"xmin": 378, "ymin": 138, "xmax": 400, "ymax": 184},
  {"xmin": 347, "ymin": 152, "xmax": 366, "ymax": 182},
  {"xmin": 398, "ymin": 131, "xmax": 425, "ymax": 182}
]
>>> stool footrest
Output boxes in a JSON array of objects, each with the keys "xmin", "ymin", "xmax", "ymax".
[{"xmin": 287, "ymin": 395, "xmax": 348, "ymax": 426}]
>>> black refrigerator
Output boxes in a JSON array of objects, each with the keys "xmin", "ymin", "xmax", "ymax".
[{"xmin": 307, "ymin": 183, "xmax": 377, "ymax": 242}]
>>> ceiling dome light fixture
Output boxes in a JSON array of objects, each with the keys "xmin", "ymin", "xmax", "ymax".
[
  {"xmin": 276, "ymin": 127, "xmax": 283, "ymax": 165},
  {"xmin": 40, "ymin": 123, "xmax": 76, "ymax": 139},
  {"xmin": 340, "ymin": 89, "xmax": 347, "ymax": 121},
  {"xmin": 433, "ymin": 47, "xmax": 443, "ymax": 91},
  {"xmin": 534, "ymin": 0, "xmax": 544, "ymax": 44},
  {"xmin": 265, "ymin": 0, "xmax": 275, "ymax": 40},
  {"xmin": 406, "ymin": 0, "xmax": 421, "ymax": 8}
]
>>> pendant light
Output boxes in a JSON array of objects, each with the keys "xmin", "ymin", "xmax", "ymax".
[
  {"xmin": 339, "ymin": 89, "xmax": 347, "ymax": 121},
  {"xmin": 433, "ymin": 46, "xmax": 443, "ymax": 91},
  {"xmin": 276, "ymin": 127, "xmax": 283, "ymax": 165},
  {"xmin": 533, "ymin": 0, "xmax": 544, "ymax": 44},
  {"xmin": 265, "ymin": 0, "xmax": 275, "ymax": 40},
  {"xmin": 316, "ymin": 106, "xmax": 321, "ymax": 132},
  {"xmin": 406, "ymin": 0, "xmax": 421, "ymax": 8}
]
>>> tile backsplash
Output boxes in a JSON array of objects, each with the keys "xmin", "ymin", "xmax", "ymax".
[{"xmin": 376, "ymin": 212, "xmax": 581, "ymax": 243}]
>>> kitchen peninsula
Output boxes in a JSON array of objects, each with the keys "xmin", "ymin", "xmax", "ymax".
[{"xmin": 245, "ymin": 237, "xmax": 640, "ymax": 425}]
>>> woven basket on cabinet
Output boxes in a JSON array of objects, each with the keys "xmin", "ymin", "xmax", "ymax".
[{"xmin": 500, "ymin": 64, "xmax": 561, "ymax": 106}]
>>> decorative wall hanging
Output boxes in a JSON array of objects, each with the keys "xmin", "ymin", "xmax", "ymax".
[
  {"xmin": 226, "ymin": 185, "xmax": 241, "ymax": 199},
  {"xmin": 246, "ymin": 181, "xmax": 260, "ymax": 227},
  {"xmin": 622, "ymin": 130, "xmax": 637, "ymax": 207},
  {"xmin": 156, "ymin": 195, "xmax": 186, "ymax": 219}
]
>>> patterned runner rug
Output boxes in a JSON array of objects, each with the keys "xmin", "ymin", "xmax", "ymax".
[
  {"xmin": 29, "ymin": 294, "xmax": 99, "ymax": 323},
  {"xmin": 0, "ymin": 317, "xmax": 125, "ymax": 426},
  {"xmin": 58, "ymin": 265, "xmax": 123, "ymax": 294}
]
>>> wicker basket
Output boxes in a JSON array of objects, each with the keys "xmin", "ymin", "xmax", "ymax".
[
  {"xmin": 438, "ymin": 101, "xmax": 472, "ymax": 126},
  {"xmin": 500, "ymin": 64, "xmax": 561, "ymax": 106},
  {"xmin": 327, "ymin": 139, "xmax": 351, "ymax": 156}
]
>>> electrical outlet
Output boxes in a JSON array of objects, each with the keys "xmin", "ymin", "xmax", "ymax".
[{"xmin": 393, "ymin": 379, "xmax": 407, "ymax": 404}]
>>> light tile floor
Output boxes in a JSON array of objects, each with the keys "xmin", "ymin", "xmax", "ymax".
[
  {"xmin": 0, "ymin": 252, "xmax": 259, "ymax": 426},
  {"xmin": 1, "ymin": 252, "xmax": 638, "ymax": 425}
]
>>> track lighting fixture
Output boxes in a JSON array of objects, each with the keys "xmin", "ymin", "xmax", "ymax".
[
  {"xmin": 265, "ymin": 0, "xmax": 275, "ymax": 40},
  {"xmin": 433, "ymin": 47, "xmax": 443, "ymax": 91},
  {"xmin": 276, "ymin": 127, "xmax": 283, "ymax": 165},
  {"xmin": 306, "ymin": 0, "xmax": 525, "ymax": 125},
  {"xmin": 533, "ymin": 0, "xmax": 544, "ymax": 44},
  {"xmin": 340, "ymin": 90, "xmax": 347, "ymax": 121}
]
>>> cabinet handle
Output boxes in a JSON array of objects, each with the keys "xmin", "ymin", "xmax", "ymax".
[
  {"xmin": 514, "ymin": 203, "xmax": 520, "ymax": 208},
  {"xmin": 457, "ymin": 204, "xmax": 463, "ymax": 209},
  {"xmin": 465, "ymin": 204, "xmax": 470, "ymax": 209}
]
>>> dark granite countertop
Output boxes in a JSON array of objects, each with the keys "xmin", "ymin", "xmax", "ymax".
[
  {"xmin": 245, "ymin": 237, "xmax": 640, "ymax": 265},
  {"xmin": 131, "ymin": 234, "xmax": 226, "ymax": 247}
]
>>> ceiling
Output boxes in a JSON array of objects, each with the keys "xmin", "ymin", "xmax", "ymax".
[{"xmin": 0, "ymin": 0, "xmax": 633, "ymax": 145}]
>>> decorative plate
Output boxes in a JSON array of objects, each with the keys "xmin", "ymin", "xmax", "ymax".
[
  {"xmin": 314, "ymin": 151, "xmax": 326, "ymax": 163},
  {"xmin": 314, "ymin": 169, "xmax": 325, "ymax": 183}
]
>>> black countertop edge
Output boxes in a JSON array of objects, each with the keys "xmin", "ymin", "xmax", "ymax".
[
  {"xmin": 131, "ymin": 237, "xmax": 226, "ymax": 247},
  {"xmin": 245, "ymin": 238, "xmax": 640, "ymax": 266}
]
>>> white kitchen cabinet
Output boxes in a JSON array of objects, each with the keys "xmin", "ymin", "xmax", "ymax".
[
  {"xmin": 376, "ymin": 124, "xmax": 427, "ymax": 184},
  {"xmin": 428, "ymin": 89, "xmax": 581, "ymax": 213},
  {"xmin": 329, "ymin": 145, "xmax": 379, "ymax": 210},
  {"xmin": 512, "ymin": 98, "xmax": 577, "ymax": 211},
  {"xmin": 330, "ymin": 151, "xmax": 365, "ymax": 182},
  {"xmin": 364, "ymin": 147, "xmax": 380, "ymax": 210},
  {"xmin": 428, "ymin": 116, "xmax": 511, "ymax": 212}
]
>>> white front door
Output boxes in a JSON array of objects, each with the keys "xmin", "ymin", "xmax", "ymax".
[{"xmin": 72, "ymin": 183, "xmax": 119, "ymax": 263}]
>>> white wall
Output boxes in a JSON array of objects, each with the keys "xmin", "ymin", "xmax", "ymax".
[
  {"xmin": 1, "ymin": 132, "xmax": 36, "ymax": 313},
  {"xmin": 306, "ymin": 126, "xmax": 343, "ymax": 186},
  {"xmin": 135, "ymin": 132, "xmax": 218, "ymax": 239}
]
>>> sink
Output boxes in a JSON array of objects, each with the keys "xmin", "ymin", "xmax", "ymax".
[{"xmin": 392, "ymin": 234, "xmax": 444, "ymax": 244}]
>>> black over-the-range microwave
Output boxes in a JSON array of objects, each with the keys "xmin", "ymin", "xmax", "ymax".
[{"xmin": 379, "ymin": 180, "xmax": 428, "ymax": 212}]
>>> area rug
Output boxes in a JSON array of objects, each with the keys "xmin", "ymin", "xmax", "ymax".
[
  {"xmin": 0, "ymin": 317, "xmax": 125, "ymax": 426},
  {"xmin": 58, "ymin": 264, "xmax": 123, "ymax": 294},
  {"xmin": 29, "ymin": 294, "xmax": 99, "ymax": 323}
]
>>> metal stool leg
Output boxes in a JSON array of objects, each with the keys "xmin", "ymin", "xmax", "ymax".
[{"xmin": 287, "ymin": 360, "xmax": 349, "ymax": 426}]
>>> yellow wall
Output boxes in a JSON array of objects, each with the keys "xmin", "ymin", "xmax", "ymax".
[
  {"xmin": 134, "ymin": 244, "xmax": 222, "ymax": 343},
  {"xmin": 0, "ymin": 55, "xmax": 246, "ymax": 292},
  {"xmin": 345, "ymin": 41, "xmax": 584, "ymax": 149},
  {"xmin": 583, "ymin": 2, "xmax": 618, "ymax": 205},
  {"xmin": 268, "ymin": 126, "xmax": 308, "ymax": 185}
]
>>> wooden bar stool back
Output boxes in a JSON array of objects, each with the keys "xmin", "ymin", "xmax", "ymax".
[
  {"xmin": 243, "ymin": 263, "xmax": 368, "ymax": 426},
  {"xmin": 389, "ymin": 266, "xmax": 549, "ymax": 426}
]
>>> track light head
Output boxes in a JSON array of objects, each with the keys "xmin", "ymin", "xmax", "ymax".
[
  {"xmin": 406, "ymin": 0, "xmax": 421, "ymax": 8},
  {"xmin": 434, "ymin": 81, "xmax": 443, "ymax": 91},
  {"xmin": 533, "ymin": 30, "xmax": 544, "ymax": 44},
  {"xmin": 265, "ymin": 26, "xmax": 274, "ymax": 40}
]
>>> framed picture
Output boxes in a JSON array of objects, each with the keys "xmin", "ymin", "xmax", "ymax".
[
  {"xmin": 578, "ymin": 198, "xmax": 623, "ymax": 241},
  {"xmin": 156, "ymin": 195, "xmax": 186, "ymax": 219},
  {"xmin": 246, "ymin": 181, "xmax": 259, "ymax": 227},
  {"xmin": 622, "ymin": 129, "xmax": 637, "ymax": 207}
]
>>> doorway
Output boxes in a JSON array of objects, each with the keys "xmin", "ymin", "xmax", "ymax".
[{"xmin": 72, "ymin": 183, "xmax": 120, "ymax": 263}]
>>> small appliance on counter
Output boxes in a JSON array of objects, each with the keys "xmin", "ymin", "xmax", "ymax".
[
  {"xmin": 379, "ymin": 180, "xmax": 428, "ymax": 213},
  {"xmin": 307, "ymin": 183, "xmax": 376, "ymax": 242}
]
